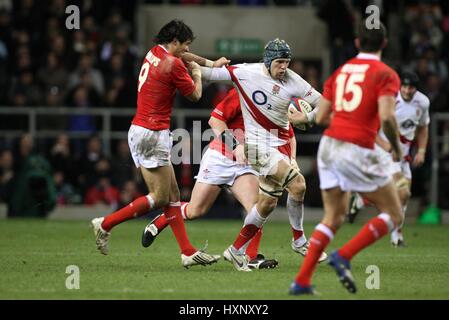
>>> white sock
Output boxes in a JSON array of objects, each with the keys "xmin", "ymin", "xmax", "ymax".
[
  {"xmin": 238, "ymin": 205, "xmax": 266, "ymax": 253},
  {"xmin": 287, "ymin": 195, "xmax": 306, "ymax": 246}
]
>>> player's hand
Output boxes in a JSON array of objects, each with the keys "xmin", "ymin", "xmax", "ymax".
[
  {"xmin": 233, "ymin": 144, "xmax": 247, "ymax": 165},
  {"xmin": 413, "ymin": 151, "xmax": 425, "ymax": 168},
  {"xmin": 188, "ymin": 61, "xmax": 200, "ymax": 72},
  {"xmin": 213, "ymin": 57, "xmax": 231, "ymax": 68},
  {"xmin": 288, "ymin": 106, "xmax": 308, "ymax": 127}
]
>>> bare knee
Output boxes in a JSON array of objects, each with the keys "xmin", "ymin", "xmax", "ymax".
[
  {"xmin": 322, "ymin": 213, "xmax": 346, "ymax": 230},
  {"xmin": 257, "ymin": 196, "xmax": 278, "ymax": 217},
  {"xmin": 398, "ymin": 188, "xmax": 411, "ymax": 206},
  {"xmin": 151, "ymin": 193, "xmax": 169, "ymax": 208},
  {"xmin": 288, "ymin": 177, "xmax": 306, "ymax": 201},
  {"xmin": 186, "ymin": 203, "xmax": 208, "ymax": 220}
]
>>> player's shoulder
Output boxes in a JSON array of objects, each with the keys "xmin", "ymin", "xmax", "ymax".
[
  {"xmin": 234, "ymin": 62, "xmax": 262, "ymax": 71},
  {"xmin": 285, "ymin": 68, "xmax": 304, "ymax": 81},
  {"xmin": 413, "ymin": 90, "xmax": 430, "ymax": 109}
]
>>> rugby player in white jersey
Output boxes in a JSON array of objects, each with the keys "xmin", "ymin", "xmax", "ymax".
[
  {"xmin": 347, "ymin": 71, "xmax": 430, "ymax": 247},
  {"xmin": 200, "ymin": 38, "xmax": 326, "ymax": 271}
]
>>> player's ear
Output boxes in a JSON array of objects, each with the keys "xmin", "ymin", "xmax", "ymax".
[
  {"xmin": 381, "ymin": 39, "xmax": 388, "ymax": 50},
  {"xmin": 354, "ymin": 38, "xmax": 360, "ymax": 50}
]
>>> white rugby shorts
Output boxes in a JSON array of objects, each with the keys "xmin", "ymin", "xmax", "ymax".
[
  {"xmin": 195, "ymin": 148, "xmax": 258, "ymax": 186},
  {"xmin": 245, "ymin": 143, "xmax": 289, "ymax": 177},
  {"xmin": 128, "ymin": 124, "xmax": 172, "ymax": 168},
  {"xmin": 318, "ymin": 136, "xmax": 394, "ymax": 192}
]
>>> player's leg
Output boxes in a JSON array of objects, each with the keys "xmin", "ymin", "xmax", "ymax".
[
  {"xmin": 347, "ymin": 192, "xmax": 366, "ymax": 223},
  {"xmin": 290, "ymin": 187, "xmax": 348, "ymax": 295},
  {"xmin": 391, "ymin": 170, "xmax": 411, "ymax": 247},
  {"xmin": 91, "ymin": 126, "xmax": 172, "ymax": 254},
  {"xmin": 165, "ymin": 164, "xmax": 221, "ymax": 268},
  {"xmin": 142, "ymin": 147, "xmax": 231, "ymax": 247},
  {"xmin": 142, "ymin": 181, "xmax": 221, "ymax": 247},
  {"xmin": 286, "ymin": 174, "xmax": 328, "ymax": 262},
  {"xmin": 337, "ymin": 180, "xmax": 402, "ymax": 262},
  {"xmin": 224, "ymin": 158, "xmax": 289, "ymax": 271},
  {"xmin": 185, "ymin": 182, "xmax": 222, "ymax": 219},
  {"xmin": 230, "ymin": 173, "xmax": 278, "ymax": 269},
  {"xmin": 91, "ymin": 165, "xmax": 170, "ymax": 255},
  {"xmin": 325, "ymin": 181, "xmax": 402, "ymax": 294}
]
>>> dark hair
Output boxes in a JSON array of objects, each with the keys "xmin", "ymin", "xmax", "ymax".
[
  {"xmin": 400, "ymin": 71, "xmax": 419, "ymax": 87},
  {"xmin": 357, "ymin": 19, "xmax": 387, "ymax": 53},
  {"xmin": 153, "ymin": 19, "xmax": 195, "ymax": 45}
]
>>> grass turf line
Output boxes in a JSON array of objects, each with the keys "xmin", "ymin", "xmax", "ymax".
[{"xmin": 0, "ymin": 219, "xmax": 448, "ymax": 299}]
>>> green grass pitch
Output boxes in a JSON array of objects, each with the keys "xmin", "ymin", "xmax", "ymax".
[{"xmin": 0, "ymin": 218, "xmax": 448, "ymax": 300}]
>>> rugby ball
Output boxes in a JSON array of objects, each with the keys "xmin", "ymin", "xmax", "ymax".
[{"xmin": 288, "ymin": 97, "xmax": 313, "ymax": 130}]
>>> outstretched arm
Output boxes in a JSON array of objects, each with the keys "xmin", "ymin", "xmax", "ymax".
[
  {"xmin": 201, "ymin": 66, "xmax": 233, "ymax": 84},
  {"xmin": 182, "ymin": 53, "xmax": 231, "ymax": 68}
]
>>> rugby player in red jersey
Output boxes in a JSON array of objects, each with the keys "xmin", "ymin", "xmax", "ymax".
[
  {"xmin": 288, "ymin": 20, "xmax": 403, "ymax": 295},
  {"xmin": 91, "ymin": 20, "xmax": 229, "ymax": 268}
]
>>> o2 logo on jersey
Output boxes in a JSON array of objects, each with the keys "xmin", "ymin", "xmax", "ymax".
[
  {"xmin": 252, "ymin": 90, "xmax": 272, "ymax": 110},
  {"xmin": 401, "ymin": 119, "xmax": 415, "ymax": 130}
]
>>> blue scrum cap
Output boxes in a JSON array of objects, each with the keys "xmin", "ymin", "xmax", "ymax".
[{"xmin": 263, "ymin": 38, "xmax": 292, "ymax": 71}]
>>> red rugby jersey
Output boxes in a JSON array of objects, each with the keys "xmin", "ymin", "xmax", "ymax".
[
  {"xmin": 132, "ymin": 45, "xmax": 195, "ymax": 130},
  {"xmin": 322, "ymin": 53, "xmax": 400, "ymax": 149}
]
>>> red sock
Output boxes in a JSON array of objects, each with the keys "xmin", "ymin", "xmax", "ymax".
[
  {"xmin": 153, "ymin": 214, "xmax": 168, "ymax": 231},
  {"xmin": 295, "ymin": 224, "xmax": 334, "ymax": 287},
  {"xmin": 101, "ymin": 196, "xmax": 152, "ymax": 232},
  {"xmin": 338, "ymin": 215, "xmax": 391, "ymax": 261},
  {"xmin": 154, "ymin": 201, "xmax": 190, "ymax": 231},
  {"xmin": 165, "ymin": 202, "xmax": 196, "ymax": 256},
  {"xmin": 292, "ymin": 228, "xmax": 304, "ymax": 241},
  {"xmin": 233, "ymin": 224, "xmax": 260, "ymax": 251},
  {"xmin": 245, "ymin": 228, "xmax": 263, "ymax": 260}
]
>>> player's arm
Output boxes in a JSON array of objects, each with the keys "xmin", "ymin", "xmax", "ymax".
[
  {"xmin": 208, "ymin": 116, "xmax": 228, "ymax": 137},
  {"xmin": 315, "ymin": 97, "xmax": 332, "ymax": 127},
  {"xmin": 379, "ymin": 95, "xmax": 402, "ymax": 161},
  {"xmin": 208, "ymin": 116, "xmax": 246, "ymax": 164},
  {"xmin": 182, "ymin": 52, "xmax": 231, "ymax": 68},
  {"xmin": 413, "ymin": 125, "xmax": 428, "ymax": 167},
  {"xmin": 200, "ymin": 66, "xmax": 233, "ymax": 84},
  {"xmin": 185, "ymin": 61, "xmax": 202, "ymax": 102},
  {"xmin": 289, "ymin": 73, "xmax": 322, "ymax": 126},
  {"xmin": 290, "ymin": 132, "xmax": 300, "ymax": 172}
]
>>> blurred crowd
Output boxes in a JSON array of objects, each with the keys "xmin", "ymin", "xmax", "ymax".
[{"xmin": 1, "ymin": 0, "xmax": 449, "ymax": 214}]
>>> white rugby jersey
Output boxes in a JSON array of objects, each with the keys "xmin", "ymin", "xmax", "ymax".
[
  {"xmin": 201, "ymin": 63, "xmax": 320, "ymax": 151},
  {"xmin": 379, "ymin": 90, "xmax": 430, "ymax": 156}
]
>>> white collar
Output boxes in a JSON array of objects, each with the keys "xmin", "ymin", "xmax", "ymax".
[
  {"xmin": 158, "ymin": 44, "xmax": 169, "ymax": 53},
  {"xmin": 356, "ymin": 53, "xmax": 380, "ymax": 61}
]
